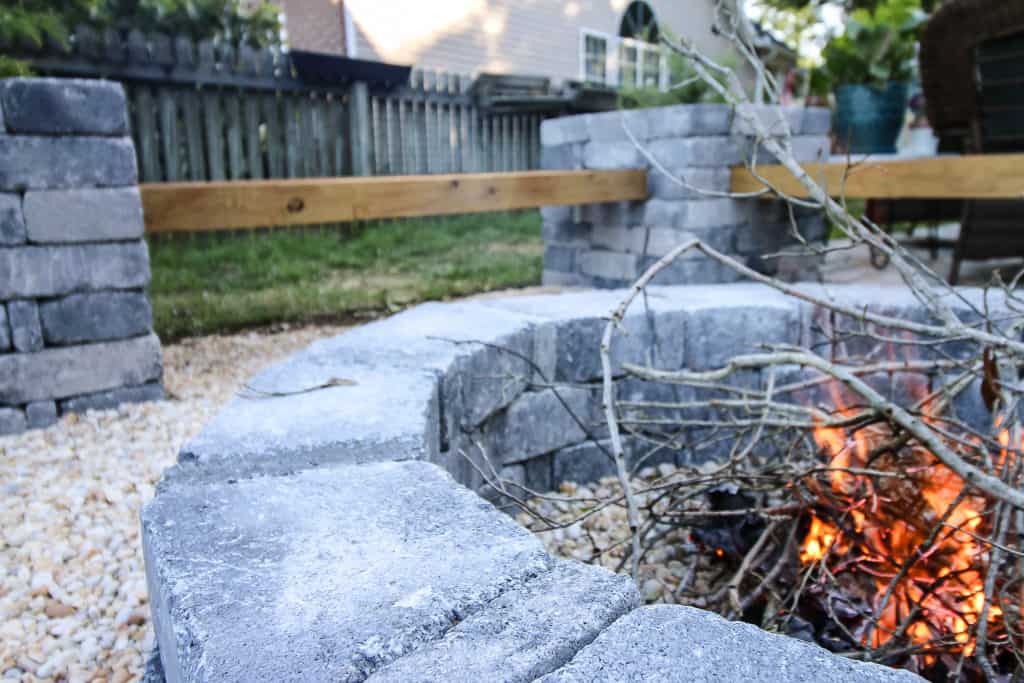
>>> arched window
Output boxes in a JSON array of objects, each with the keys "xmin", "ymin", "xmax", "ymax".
[
  {"xmin": 619, "ymin": 1, "xmax": 659, "ymax": 43},
  {"xmin": 579, "ymin": 1, "xmax": 666, "ymax": 90},
  {"xmin": 617, "ymin": 2, "xmax": 663, "ymax": 89}
]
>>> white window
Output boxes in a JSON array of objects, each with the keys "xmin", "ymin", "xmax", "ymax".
[
  {"xmin": 582, "ymin": 31, "xmax": 609, "ymax": 85},
  {"xmin": 580, "ymin": 30, "xmax": 667, "ymax": 91}
]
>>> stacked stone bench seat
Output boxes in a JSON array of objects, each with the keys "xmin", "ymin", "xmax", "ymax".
[
  {"xmin": 0, "ymin": 78, "xmax": 163, "ymax": 435},
  {"xmin": 538, "ymin": 104, "xmax": 832, "ymax": 288},
  {"xmin": 141, "ymin": 283, "xmax": 959, "ymax": 682}
]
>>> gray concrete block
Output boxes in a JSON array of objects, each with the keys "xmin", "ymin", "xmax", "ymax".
[
  {"xmin": 647, "ymin": 167, "xmax": 731, "ymax": 200},
  {"xmin": 582, "ymin": 140, "xmax": 646, "ymax": 170},
  {"xmin": 182, "ymin": 301, "xmax": 545, "ymax": 480},
  {"xmin": 644, "ymin": 104, "xmax": 734, "ymax": 139},
  {"xmin": 480, "ymin": 288, "xmax": 690, "ymax": 384},
  {"xmin": 578, "ymin": 201, "xmax": 642, "ymax": 229},
  {"xmin": 7, "ymin": 300, "xmax": 43, "ymax": 352},
  {"xmin": 685, "ymin": 302, "xmax": 801, "ymax": 370},
  {"xmin": 586, "ymin": 109, "xmax": 653, "ymax": 142},
  {"xmin": 578, "ymin": 250, "xmax": 640, "ymax": 282},
  {"xmin": 540, "ymin": 205, "xmax": 574, "ymax": 225},
  {"xmin": 142, "ymin": 460, "xmax": 552, "ymax": 682},
  {"xmin": 25, "ymin": 400, "xmax": 57, "ymax": 430},
  {"xmin": 0, "ymin": 242, "xmax": 151, "ymax": 299},
  {"xmin": 484, "ymin": 387, "xmax": 599, "ymax": 464},
  {"xmin": 591, "ymin": 224, "xmax": 711, "ymax": 259},
  {"xmin": 537, "ymin": 605, "xmax": 922, "ymax": 682},
  {"xmin": 541, "ymin": 114, "xmax": 590, "ymax": 146},
  {"xmin": 732, "ymin": 221, "xmax": 790, "ymax": 256},
  {"xmin": 544, "ymin": 243, "xmax": 578, "ymax": 272},
  {"xmin": 541, "ymin": 143, "xmax": 583, "ymax": 170},
  {"xmin": 0, "ymin": 333, "xmax": 162, "ymax": 404},
  {"xmin": 641, "ymin": 198, "xmax": 749, "ymax": 230},
  {"xmin": 0, "ymin": 136, "xmax": 137, "ymax": 191},
  {"xmin": 0, "ymin": 304, "xmax": 8, "ymax": 351},
  {"xmin": 0, "ymin": 193, "xmax": 25, "ymax": 246},
  {"xmin": 23, "ymin": 187, "xmax": 144, "ymax": 243},
  {"xmin": 371, "ymin": 559, "xmax": 639, "ymax": 683},
  {"xmin": 59, "ymin": 382, "xmax": 164, "ymax": 415},
  {"xmin": 731, "ymin": 104, "xmax": 804, "ymax": 137},
  {"xmin": 750, "ymin": 135, "xmax": 830, "ymax": 164},
  {"xmin": 541, "ymin": 219, "xmax": 591, "ymax": 245},
  {"xmin": 802, "ymin": 106, "xmax": 832, "ymax": 135},
  {"xmin": 541, "ymin": 270, "xmax": 589, "ymax": 287},
  {"xmin": 553, "ymin": 439, "xmax": 620, "ymax": 484},
  {"xmin": 639, "ymin": 254, "xmax": 744, "ymax": 286},
  {"xmin": 0, "ymin": 78, "xmax": 129, "ymax": 136},
  {"xmin": 646, "ymin": 136, "xmax": 745, "ymax": 168},
  {"xmin": 39, "ymin": 292, "xmax": 153, "ymax": 346},
  {"xmin": 0, "ymin": 407, "xmax": 26, "ymax": 436}
]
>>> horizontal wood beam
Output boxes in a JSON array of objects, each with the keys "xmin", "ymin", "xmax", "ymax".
[
  {"xmin": 730, "ymin": 154, "xmax": 1024, "ymax": 199},
  {"xmin": 141, "ymin": 170, "xmax": 648, "ymax": 234}
]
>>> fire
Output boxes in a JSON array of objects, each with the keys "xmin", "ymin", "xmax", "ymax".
[{"xmin": 799, "ymin": 383, "xmax": 1018, "ymax": 667}]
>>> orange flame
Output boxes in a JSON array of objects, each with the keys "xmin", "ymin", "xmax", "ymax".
[{"xmin": 800, "ymin": 381, "xmax": 1017, "ymax": 664}]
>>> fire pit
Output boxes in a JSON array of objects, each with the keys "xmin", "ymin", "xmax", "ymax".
[{"xmin": 143, "ymin": 282, "xmax": 1009, "ymax": 682}]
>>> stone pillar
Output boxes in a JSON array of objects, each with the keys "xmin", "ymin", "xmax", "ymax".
[
  {"xmin": 0, "ymin": 78, "xmax": 163, "ymax": 435},
  {"xmin": 539, "ymin": 103, "xmax": 832, "ymax": 288}
]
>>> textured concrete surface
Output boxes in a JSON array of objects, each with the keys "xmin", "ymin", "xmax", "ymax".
[
  {"xmin": 0, "ymin": 78, "xmax": 129, "ymax": 136},
  {"xmin": 537, "ymin": 605, "xmax": 922, "ymax": 682},
  {"xmin": 0, "ymin": 334, "xmax": 162, "ymax": 404},
  {"xmin": 143, "ymin": 460, "xmax": 552, "ymax": 683},
  {"xmin": 23, "ymin": 187, "xmax": 144, "ymax": 243},
  {"xmin": 369, "ymin": 560, "xmax": 639, "ymax": 683}
]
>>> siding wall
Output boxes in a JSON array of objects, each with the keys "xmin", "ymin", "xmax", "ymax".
[
  {"xmin": 344, "ymin": 0, "xmax": 737, "ymax": 82},
  {"xmin": 280, "ymin": 0, "xmax": 346, "ymax": 55}
]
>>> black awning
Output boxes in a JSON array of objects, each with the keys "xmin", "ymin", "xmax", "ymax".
[{"xmin": 289, "ymin": 50, "xmax": 411, "ymax": 92}]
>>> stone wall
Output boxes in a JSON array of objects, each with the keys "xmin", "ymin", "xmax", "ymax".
[
  {"xmin": 0, "ymin": 78, "xmax": 162, "ymax": 435},
  {"xmin": 539, "ymin": 104, "xmax": 832, "ymax": 288},
  {"xmin": 143, "ymin": 283, "xmax": 939, "ymax": 681}
]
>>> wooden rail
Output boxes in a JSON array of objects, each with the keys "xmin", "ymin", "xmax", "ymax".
[
  {"xmin": 140, "ymin": 169, "xmax": 648, "ymax": 234},
  {"xmin": 730, "ymin": 154, "xmax": 1024, "ymax": 199}
]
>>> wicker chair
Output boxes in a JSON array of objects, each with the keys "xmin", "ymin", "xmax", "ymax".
[{"xmin": 917, "ymin": 0, "xmax": 1024, "ymax": 283}]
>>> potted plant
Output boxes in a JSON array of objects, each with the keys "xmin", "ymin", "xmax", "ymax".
[{"xmin": 818, "ymin": 0, "xmax": 926, "ymax": 154}]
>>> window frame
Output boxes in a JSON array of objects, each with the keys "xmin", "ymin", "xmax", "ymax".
[
  {"xmin": 580, "ymin": 29, "xmax": 667, "ymax": 92},
  {"xmin": 580, "ymin": 28, "xmax": 615, "ymax": 86}
]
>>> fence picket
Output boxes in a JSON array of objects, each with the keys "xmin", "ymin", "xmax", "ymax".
[
  {"xmin": 20, "ymin": 29, "xmax": 547, "ymax": 213},
  {"xmin": 157, "ymin": 89, "xmax": 180, "ymax": 181}
]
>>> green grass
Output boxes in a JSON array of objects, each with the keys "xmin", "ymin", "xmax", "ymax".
[{"xmin": 148, "ymin": 211, "xmax": 543, "ymax": 340}]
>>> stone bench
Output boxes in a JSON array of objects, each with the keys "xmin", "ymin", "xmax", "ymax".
[{"xmin": 142, "ymin": 282, "xmax": 969, "ymax": 682}]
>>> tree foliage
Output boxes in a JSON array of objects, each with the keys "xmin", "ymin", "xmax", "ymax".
[
  {"xmin": 817, "ymin": 0, "xmax": 926, "ymax": 89},
  {"xmin": 92, "ymin": 0, "xmax": 281, "ymax": 48},
  {"xmin": 0, "ymin": 0, "xmax": 281, "ymax": 76}
]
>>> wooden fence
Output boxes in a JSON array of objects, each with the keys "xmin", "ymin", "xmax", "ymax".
[{"xmin": 17, "ymin": 28, "xmax": 542, "ymax": 186}]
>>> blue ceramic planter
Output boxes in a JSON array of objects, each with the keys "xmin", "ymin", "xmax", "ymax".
[{"xmin": 833, "ymin": 82, "xmax": 909, "ymax": 154}]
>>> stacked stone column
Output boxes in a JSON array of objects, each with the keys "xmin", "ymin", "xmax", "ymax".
[
  {"xmin": 0, "ymin": 78, "xmax": 162, "ymax": 435},
  {"xmin": 540, "ymin": 103, "xmax": 832, "ymax": 288}
]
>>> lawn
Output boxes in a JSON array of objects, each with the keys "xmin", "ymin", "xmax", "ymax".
[{"xmin": 148, "ymin": 210, "xmax": 544, "ymax": 340}]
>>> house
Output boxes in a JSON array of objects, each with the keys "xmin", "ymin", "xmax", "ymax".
[{"xmin": 263, "ymin": 0, "xmax": 788, "ymax": 91}]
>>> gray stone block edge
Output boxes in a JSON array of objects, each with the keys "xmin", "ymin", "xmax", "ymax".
[{"xmin": 145, "ymin": 283, "xmax": 930, "ymax": 682}]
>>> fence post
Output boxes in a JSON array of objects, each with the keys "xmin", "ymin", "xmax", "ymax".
[{"xmin": 348, "ymin": 81, "xmax": 372, "ymax": 176}]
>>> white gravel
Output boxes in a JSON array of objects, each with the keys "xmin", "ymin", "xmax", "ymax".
[
  {"xmin": 516, "ymin": 466, "xmax": 696, "ymax": 606},
  {"xmin": 0, "ymin": 324, "xmax": 348, "ymax": 683}
]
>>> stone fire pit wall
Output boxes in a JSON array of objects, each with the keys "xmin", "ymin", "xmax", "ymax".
[
  {"xmin": 0, "ymin": 78, "xmax": 162, "ymax": 435},
  {"xmin": 142, "ymin": 283, "xmax": 964, "ymax": 681},
  {"xmin": 539, "ymin": 104, "xmax": 831, "ymax": 287}
]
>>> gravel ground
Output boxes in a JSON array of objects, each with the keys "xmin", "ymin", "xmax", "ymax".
[
  {"xmin": 516, "ymin": 465, "xmax": 696, "ymax": 606},
  {"xmin": 0, "ymin": 324, "xmax": 348, "ymax": 683}
]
